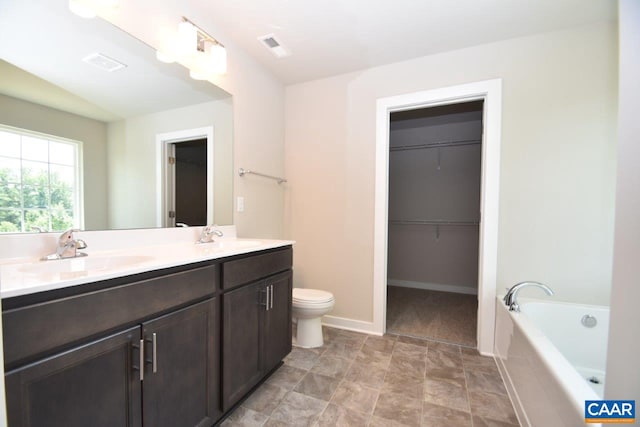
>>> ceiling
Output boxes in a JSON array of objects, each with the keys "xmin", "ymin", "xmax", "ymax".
[
  {"xmin": 198, "ymin": 0, "xmax": 615, "ymax": 84},
  {"xmin": 0, "ymin": 0, "xmax": 616, "ymax": 119}
]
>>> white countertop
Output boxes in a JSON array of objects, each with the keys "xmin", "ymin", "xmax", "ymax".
[{"xmin": 0, "ymin": 238, "xmax": 294, "ymax": 299}]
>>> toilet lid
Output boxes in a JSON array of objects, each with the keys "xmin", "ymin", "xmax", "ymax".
[{"xmin": 292, "ymin": 288, "xmax": 334, "ymax": 303}]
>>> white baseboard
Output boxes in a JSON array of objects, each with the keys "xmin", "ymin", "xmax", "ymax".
[
  {"xmin": 388, "ymin": 279, "xmax": 478, "ymax": 295},
  {"xmin": 321, "ymin": 315, "xmax": 382, "ymax": 336}
]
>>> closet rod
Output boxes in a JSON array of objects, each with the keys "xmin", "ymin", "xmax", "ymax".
[
  {"xmin": 390, "ymin": 138, "xmax": 481, "ymax": 152},
  {"xmin": 238, "ymin": 168, "xmax": 287, "ymax": 184},
  {"xmin": 389, "ymin": 219, "xmax": 479, "ymax": 226}
]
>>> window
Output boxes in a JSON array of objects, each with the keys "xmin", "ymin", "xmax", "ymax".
[{"xmin": 0, "ymin": 126, "xmax": 83, "ymax": 233}]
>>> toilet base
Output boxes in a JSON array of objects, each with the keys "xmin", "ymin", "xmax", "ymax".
[{"xmin": 294, "ymin": 316, "xmax": 324, "ymax": 348}]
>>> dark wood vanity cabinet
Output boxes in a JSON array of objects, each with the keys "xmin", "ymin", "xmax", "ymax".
[
  {"xmin": 5, "ymin": 326, "xmax": 143, "ymax": 427},
  {"xmin": 2, "ymin": 246, "xmax": 293, "ymax": 427},
  {"xmin": 221, "ymin": 249, "xmax": 293, "ymax": 411},
  {"xmin": 3, "ymin": 264, "xmax": 221, "ymax": 427}
]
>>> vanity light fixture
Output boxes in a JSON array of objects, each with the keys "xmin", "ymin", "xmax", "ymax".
[{"xmin": 156, "ymin": 17, "xmax": 227, "ymax": 79}]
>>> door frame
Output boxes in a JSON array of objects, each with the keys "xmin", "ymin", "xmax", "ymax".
[
  {"xmin": 155, "ymin": 127, "xmax": 214, "ymax": 227},
  {"xmin": 373, "ymin": 79, "xmax": 502, "ymax": 355}
]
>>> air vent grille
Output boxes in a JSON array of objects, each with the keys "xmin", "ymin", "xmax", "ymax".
[
  {"xmin": 258, "ymin": 34, "xmax": 291, "ymax": 58},
  {"xmin": 82, "ymin": 52, "xmax": 127, "ymax": 72}
]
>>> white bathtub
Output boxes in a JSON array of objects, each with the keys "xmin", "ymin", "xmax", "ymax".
[{"xmin": 495, "ymin": 297, "xmax": 609, "ymax": 427}]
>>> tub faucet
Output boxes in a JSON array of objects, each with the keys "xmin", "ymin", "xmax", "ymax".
[
  {"xmin": 504, "ymin": 281, "xmax": 553, "ymax": 312},
  {"xmin": 41, "ymin": 228, "xmax": 88, "ymax": 260},
  {"xmin": 197, "ymin": 225, "xmax": 223, "ymax": 244}
]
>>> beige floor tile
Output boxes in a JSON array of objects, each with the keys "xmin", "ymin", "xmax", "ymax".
[
  {"xmin": 386, "ymin": 287, "xmax": 477, "ymax": 347},
  {"xmin": 309, "ymin": 354, "xmax": 353, "ymax": 379},
  {"xmin": 330, "ymin": 380, "xmax": 379, "ymax": 415},
  {"xmin": 221, "ymin": 407, "xmax": 269, "ymax": 427},
  {"xmin": 284, "ymin": 347, "xmax": 325, "ymax": 371},
  {"xmin": 380, "ymin": 370, "xmax": 424, "ymax": 399},
  {"xmin": 465, "ymin": 370, "xmax": 508, "ymax": 395},
  {"xmin": 471, "ymin": 415, "xmax": 520, "ymax": 427},
  {"xmin": 269, "ymin": 391, "xmax": 327, "ymax": 426},
  {"xmin": 344, "ymin": 362, "xmax": 387, "ymax": 389},
  {"xmin": 424, "ymin": 376, "xmax": 469, "ymax": 412},
  {"xmin": 293, "ymin": 372, "xmax": 342, "ymax": 401},
  {"xmin": 373, "ymin": 391, "xmax": 422, "ymax": 427},
  {"xmin": 388, "ymin": 353, "xmax": 427, "ymax": 379},
  {"xmin": 267, "ymin": 365, "xmax": 308, "ymax": 390},
  {"xmin": 422, "ymin": 402, "xmax": 472, "ymax": 427},
  {"xmin": 315, "ymin": 403, "xmax": 371, "ymax": 427},
  {"xmin": 242, "ymin": 383, "xmax": 289, "ymax": 415},
  {"xmin": 427, "ymin": 348, "xmax": 463, "ymax": 369},
  {"xmin": 468, "ymin": 391, "xmax": 519, "ymax": 425}
]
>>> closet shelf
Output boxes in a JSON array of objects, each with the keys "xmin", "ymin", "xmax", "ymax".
[
  {"xmin": 389, "ymin": 219, "xmax": 479, "ymax": 226},
  {"xmin": 390, "ymin": 138, "xmax": 481, "ymax": 152}
]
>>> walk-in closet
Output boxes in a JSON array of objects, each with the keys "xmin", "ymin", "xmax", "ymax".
[{"xmin": 386, "ymin": 101, "xmax": 483, "ymax": 347}]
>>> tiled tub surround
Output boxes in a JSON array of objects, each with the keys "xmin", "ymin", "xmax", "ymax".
[{"xmin": 222, "ymin": 327, "xmax": 519, "ymax": 427}]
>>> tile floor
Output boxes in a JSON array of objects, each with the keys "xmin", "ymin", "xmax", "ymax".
[
  {"xmin": 386, "ymin": 286, "xmax": 478, "ymax": 347},
  {"xmin": 221, "ymin": 327, "xmax": 519, "ymax": 427}
]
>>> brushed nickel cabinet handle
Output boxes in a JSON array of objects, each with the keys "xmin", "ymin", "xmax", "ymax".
[
  {"xmin": 152, "ymin": 333, "xmax": 158, "ymax": 373},
  {"xmin": 270, "ymin": 285, "xmax": 274, "ymax": 309},
  {"xmin": 139, "ymin": 338, "xmax": 144, "ymax": 381},
  {"xmin": 266, "ymin": 285, "xmax": 271, "ymax": 311}
]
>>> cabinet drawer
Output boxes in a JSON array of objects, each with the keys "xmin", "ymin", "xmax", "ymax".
[
  {"xmin": 3, "ymin": 264, "xmax": 218, "ymax": 368},
  {"xmin": 222, "ymin": 247, "xmax": 292, "ymax": 290}
]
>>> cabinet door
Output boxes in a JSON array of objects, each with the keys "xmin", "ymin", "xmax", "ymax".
[
  {"xmin": 221, "ymin": 281, "xmax": 264, "ymax": 411},
  {"xmin": 264, "ymin": 270, "xmax": 293, "ymax": 372},
  {"xmin": 142, "ymin": 298, "xmax": 220, "ymax": 427},
  {"xmin": 5, "ymin": 326, "xmax": 142, "ymax": 427}
]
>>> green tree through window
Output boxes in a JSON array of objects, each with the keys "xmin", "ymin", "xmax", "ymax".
[{"xmin": 0, "ymin": 127, "xmax": 81, "ymax": 233}]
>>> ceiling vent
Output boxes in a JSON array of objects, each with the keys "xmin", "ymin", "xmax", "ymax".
[
  {"xmin": 258, "ymin": 34, "xmax": 291, "ymax": 58},
  {"xmin": 82, "ymin": 52, "xmax": 127, "ymax": 72}
]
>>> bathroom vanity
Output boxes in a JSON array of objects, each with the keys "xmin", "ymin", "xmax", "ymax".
[{"xmin": 0, "ymin": 235, "xmax": 293, "ymax": 427}]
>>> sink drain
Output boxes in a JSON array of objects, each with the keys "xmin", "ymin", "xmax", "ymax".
[{"xmin": 588, "ymin": 376, "xmax": 601, "ymax": 384}]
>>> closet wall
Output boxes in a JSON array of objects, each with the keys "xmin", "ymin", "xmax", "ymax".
[{"xmin": 387, "ymin": 101, "xmax": 483, "ymax": 295}]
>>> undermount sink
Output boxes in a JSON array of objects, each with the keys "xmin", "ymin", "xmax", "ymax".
[{"xmin": 16, "ymin": 255, "xmax": 155, "ymax": 275}]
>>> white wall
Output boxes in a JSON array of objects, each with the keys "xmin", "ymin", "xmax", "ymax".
[
  {"xmin": 604, "ymin": 0, "xmax": 640, "ymax": 404},
  {"xmin": 0, "ymin": 94, "xmax": 108, "ymax": 230},
  {"xmin": 107, "ymin": 98, "xmax": 233, "ymax": 229},
  {"xmin": 284, "ymin": 21, "xmax": 618, "ymax": 323}
]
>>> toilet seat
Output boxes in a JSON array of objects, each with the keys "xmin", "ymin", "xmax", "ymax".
[{"xmin": 292, "ymin": 288, "xmax": 334, "ymax": 304}]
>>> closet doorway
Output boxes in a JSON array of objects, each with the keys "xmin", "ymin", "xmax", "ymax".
[{"xmin": 385, "ymin": 101, "xmax": 483, "ymax": 347}]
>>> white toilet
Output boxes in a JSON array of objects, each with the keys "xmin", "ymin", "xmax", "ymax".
[{"xmin": 292, "ymin": 288, "xmax": 335, "ymax": 348}]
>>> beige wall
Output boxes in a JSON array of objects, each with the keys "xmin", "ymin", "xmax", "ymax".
[
  {"xmin": 605, "ymin": 0, "xmax": 640, "ymax": 403},
  {"xmin": 0, "ymin": 94, "xmax": 108, "ymax": 230},
  {"xmin": 107, "ymin": 98, "xmax": 233, "ymax": 229},
  {"xmin": 284, "ymin": 21, "xmax": 618, "ymax": 322}
]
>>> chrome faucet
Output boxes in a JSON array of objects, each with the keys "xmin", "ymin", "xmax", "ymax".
[
  {"xmin": 196, "ymin": 225, "xmax": 223, "ymax": 244},
  {"xmin": 41, "ymin": 228, "xmax": 88, "ymax": 260},
  {"xmin": 504, "ymin": 281, "xmax": 553, "ymax": 312}
]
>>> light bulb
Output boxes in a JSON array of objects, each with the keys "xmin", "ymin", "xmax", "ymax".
[
  {"xmin": 209, "ymin": 44, "xmax": 227, "ymax": 75},
  {"xmin": 177, "ymin": 21, "xmax": 198, "ymax": 56}
]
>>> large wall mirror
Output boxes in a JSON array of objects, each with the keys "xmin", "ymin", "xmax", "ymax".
[{"xmin": 0, "ymin": 0, "xmax": 234, "ymax": 233}]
